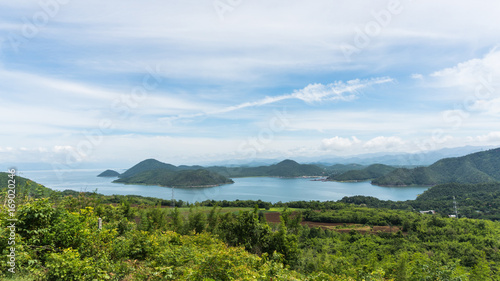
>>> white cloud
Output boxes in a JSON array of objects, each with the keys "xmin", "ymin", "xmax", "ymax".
[
  {"xmin": 468, "ymin": 132, "xmax": 500, "ymax": 143},
  {"xmin": 411, "ymin": 73, "xmax": 423, "ymax": 79},
  {"xmin": 321, "ymin": 136, "xmax": 361, "ymax": 150},
  {"xmin": 469, "ymin": 98, "xmax": 500, "ymax": 116},
  {"xmin": 3, "ymin": 1, "xmax": 500, "ymax": 166},
  {"xmin": 430, "ymin": 47, "xmax": 500, "ymax": 90},
  {"xmin": 423, "ymin": 48, "xmax": 500, "ymax": 117},
  {"xmin": 363, "ymin": 136, "xmax": 405, "ymax": 150},
  {"xmin": 162, "ymin": 77, "xmax": 393, "ymax": 123}
]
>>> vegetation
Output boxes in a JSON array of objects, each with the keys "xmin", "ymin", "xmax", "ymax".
[
  {"xmin": 2, "ymin": 173, "xmax": 500, "ymax": 280},
  {"xmin": 322, "ymin": 163, "xmax": 366, "ymax": 176},
  {"xmin": 114, "ymin": 169, "xmax": 234, "ymax": 187},
  {"xmin": 208, "ymin": 159, "xmax": 326, "ymax": 178},
  {"xmin": 97, "ymin": 170, "xmax": 120, "ymax": 177},
  {"xmin": 117, "ymin": 158, "xmax": 327, "ymax": 179},
  {"xmin": 373, "ymin": 148, "xmax": 500, "ymax": 186},
  {"xmin": 118, "ymin": 159, "xmax": 179, "ymax": 178},
  {"xmin": 327, "ymin": 164, "xmax": 395, "ymax": 182}
]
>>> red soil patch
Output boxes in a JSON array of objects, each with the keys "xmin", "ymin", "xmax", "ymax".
[{"xmin": 264, "ymin": 212, "xmax": 401, "ymax": 234}]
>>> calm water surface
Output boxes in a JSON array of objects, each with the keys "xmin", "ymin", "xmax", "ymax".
[{"xmin": 21, "ymin": 169, "xmax": 430, "ymax": 203}]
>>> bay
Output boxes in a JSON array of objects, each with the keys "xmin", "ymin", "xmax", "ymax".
[{"xmin": 20, "ymin": 169, "xmax": 430, "ymax": 203}]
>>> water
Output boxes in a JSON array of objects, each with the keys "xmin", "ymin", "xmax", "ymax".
[{"xmin": 20, "ymin": 169, "xmax": 430, "ymax": 203}]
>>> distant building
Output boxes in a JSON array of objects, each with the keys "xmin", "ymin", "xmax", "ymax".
[
  {"xmin": 448, "ymin": 214, "xmax": 456, "ymax": 218},
  {"xmin": 419, "ymin": 210, "xmax": 436, "ymax": 215}
]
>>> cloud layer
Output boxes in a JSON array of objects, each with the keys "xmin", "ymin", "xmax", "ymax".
[{"xmin": 1, "ymin": 1, "xmax": 500, "ymax": 165}]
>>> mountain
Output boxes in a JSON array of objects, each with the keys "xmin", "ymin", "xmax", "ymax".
[
  {"xmin": 327, "ymin": 164, "xmax": 396, "ymax": 182},
  {"xmin": 319, "ymin": 163, "xmax": 366, "ymax": 175},
  {"xmin": 292, "ymin": 145, "xmax": 495, "ymax": 166},
  {"xmin": 207, "ymin": 159, "xmax": 325, "ymax": 178},
  {"xmin": 119, "ymin": 158, "xmax": 326, "ymax": 180},
  {"xmin": 372, "ymin": 147, "xmax": 500, "ymax": 186},
  {"xmin": 264, "ymin": 159, "xmax": 325, "ymax": 177},
  {"xmin": 97, "ymin": 169, "xmax": 120, "ymax": 177},
  {"xmin": 114, "ymin": 169, "xmax": 234, "ymax": 187},
  {"xmin": 119, "ymin": 159, "xmax": 178, "ymax": 178}
]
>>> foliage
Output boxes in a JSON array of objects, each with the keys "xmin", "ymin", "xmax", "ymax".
[
  {"xmin": 3, "ymin": 172, "xmax": 500, "ymax": 280},
  {"xmin": 341, "ymin": 182, "xmax": 500, "ymax": 220},
  {"xmin": 0, "ymin": 173, "xmax": 56, "ymax": 201},
  {"xmin": 114, "ymin": 169, "xmax": 234, "ymax": 187},
  {"xmin": 116, "ymin": 158, "xmax": 328, "ymax": 179},
  {"xmin": 328, "ymin": 164, "xmax": 396, "ymax": 182},
  {"xmin": 208, "ymin": 159, "xmax": 326, "ymax": 177},
  {"xmin": 118, "ymin": 158, "xmax": 178, "ymax": 178},
  {"xmin": 373, "ymin": 147, "xmax": 500, "ymax": 186}
]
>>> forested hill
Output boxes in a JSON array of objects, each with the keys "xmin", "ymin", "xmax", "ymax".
[
  {"xmin": 97, "ymin": 169, "xmax": 120, "ymax": 177},
  {"xmin": 118, "ymin": 159, "xmax": 179, "ymax": 178},
  {"xmin": 113, "ymin": 169, "xmax": 234, "ymax": 187},
  {"xmin": 207, "ymin": 159, "xmax": 325, "ymax": 177},
  {"xmin": 372, "ymin": 147, "xmax": 500, "ymax": 186},
  {"xmin": 263, "ymin": 159, "xmax": 325, "ymax": 177},
  {"xmin": 327, "ymin": 164, "xmax": 396, "ymax": 182},
  {"xmin": 111, "ymin": 158, "xmax": 327, "ymax": 179}
]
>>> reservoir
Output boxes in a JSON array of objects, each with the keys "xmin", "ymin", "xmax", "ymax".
[{"xmin": 21, "ymin": 169, "xmax": 430, "ymax": 203}]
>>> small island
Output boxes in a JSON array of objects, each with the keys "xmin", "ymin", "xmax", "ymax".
[
  {"xmin": 113, "ymin": 169, "xmax": 234, "ymax": 188},
  {"xmin": 97, "ymin": 169, "xmax": 121, "ymax": 177}
]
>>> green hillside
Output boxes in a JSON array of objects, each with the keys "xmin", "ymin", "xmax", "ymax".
[
  {"xmin": 327, "ymin": 164, "xmax": 395, "ymax": 181},
  {"xmin": 3, "ymin": 186, "xmax": 500, "ymax": 280},
  {"xmin": 114, "ymin": 169, "xmax": 234, "ymax": 187},
  {"xmin": 118, "ymin": 159, "xmax": 325, "ymax": 179},
  {"xmin": 119, "ymin": 159, "xmax": 177, "ymax": 178},
  {"xmin": 264, "ymin": 159, "xmax": 325, "ymax": 177},
  {"xmin": 373, "ymin": 148, "xmax": 500, "ymax": 186},
  {"xmin": 97, "ymin": 169, "xmax": 120, "ymax": 177},
  {"xmin": 208, "ymin": 159, "xmax": 325, "ymax": 177},
  {"xmin": 323, "ymin": 163, "xmax": 366, "ymax": 176},
  {"xmin": 0, "ymin": 172, "xmax": 55, "ymax": 198}
]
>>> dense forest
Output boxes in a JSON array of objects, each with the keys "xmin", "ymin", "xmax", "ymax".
[
  {"xmin": 1, "ymin": 173, "xmax": 500, "ymax": 280},
  {"xmin": 327, "ymin": 164, "xmax": 396, "ymax": 182},
  {"xmin": 208, "ymin": 159, "xmax": 326, "ymax": 178},
  {"xmin": 373, "ymin": 148, "xmax": 500, "ymax": 186},
  {"xmin": 113, "ymin": 169, "xmax": 234, "ymax": 187}
]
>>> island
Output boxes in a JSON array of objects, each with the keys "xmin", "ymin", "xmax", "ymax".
[
  {"xmin": 113, "ymin": 169, "xmax": 234, "ymax": 188},
  {"xmin": 97, "ymin": 169, "xmax": 121, "ymax": 177}
]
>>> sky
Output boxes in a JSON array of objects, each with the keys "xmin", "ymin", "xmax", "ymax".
[{"xmin": 1, "ymin": 0, "xmax": 500, "ymax": 167}]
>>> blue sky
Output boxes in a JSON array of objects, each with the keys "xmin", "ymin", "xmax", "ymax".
[{"xmin": 1, "ymin": 0, "xmax": 500, "ymax": 167}]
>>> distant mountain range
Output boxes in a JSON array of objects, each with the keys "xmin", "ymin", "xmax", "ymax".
[
  {"xmin": 97, "ymin": 146, "xmax": 500, "ymax": 187},
  {"xmin": 109, "ymin": 159, "xmax": 328, "ymax": 185},
  {"xmin": 203, "ymin": 146, "xmax": 494, "ymax": 167},
  {"xmin": 2, "ymin": 145, "xmax": 493, "ymax": 172},
  {"xmin": 372, "ymin": 148, "xmax": 500, "ymax": 186}
]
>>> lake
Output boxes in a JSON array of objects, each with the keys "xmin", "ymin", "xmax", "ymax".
[{"xmin": 20, "ymin": 169, "xmax": 430, "ymax": 203}]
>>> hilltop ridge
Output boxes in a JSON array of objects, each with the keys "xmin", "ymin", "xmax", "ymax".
[{"xmin": 373, "ymin": 148, "xmax": 500, "ymax": 186}]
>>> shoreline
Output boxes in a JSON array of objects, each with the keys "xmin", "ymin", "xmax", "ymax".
[{"xmin": 112, "ymin": 181, "xmax": 235, "ymax": 188}]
